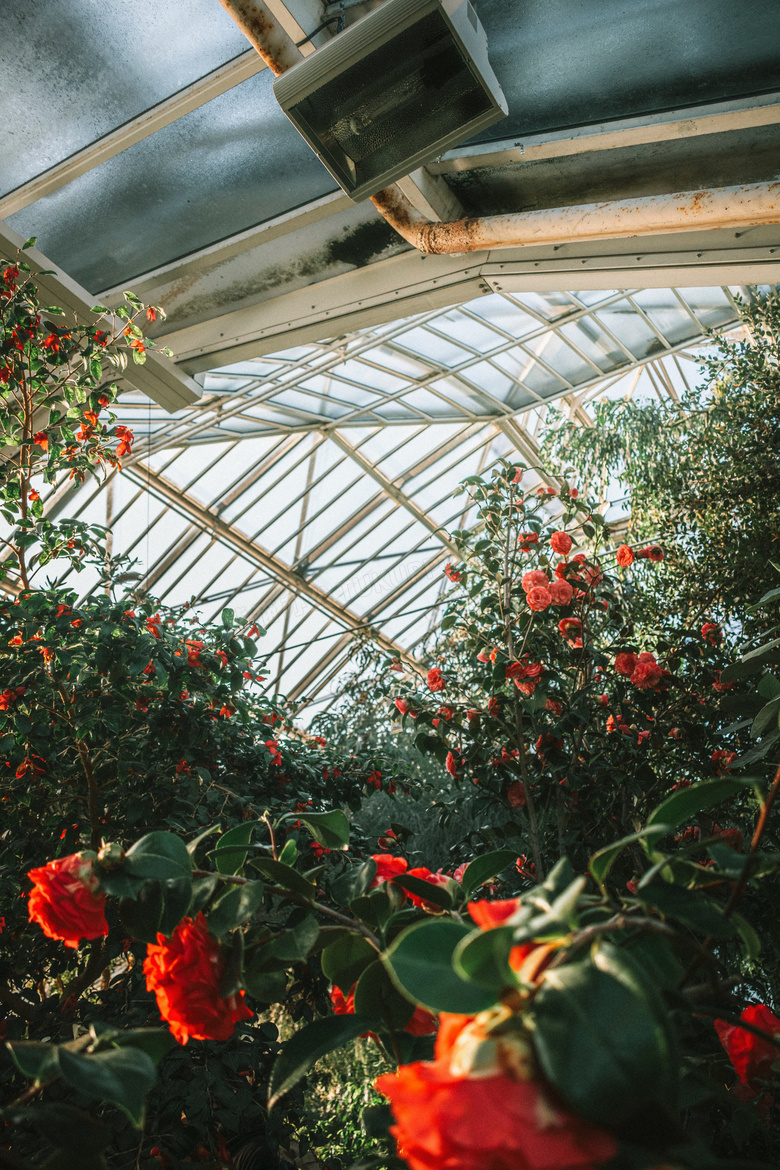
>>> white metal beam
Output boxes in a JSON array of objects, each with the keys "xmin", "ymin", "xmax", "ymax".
[{"xmin": 0, "ymin": 223, "xmax": 200, "ymax": 412}]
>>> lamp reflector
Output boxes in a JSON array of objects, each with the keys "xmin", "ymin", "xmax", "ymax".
[{"xmin": 273, "ymin": 0, "xmax": 507, "ymax": 202}]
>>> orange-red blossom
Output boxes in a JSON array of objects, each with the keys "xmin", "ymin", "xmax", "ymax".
[{"xmin": 27, "ymin": 852, "xmax": 108, "ymax": 949}]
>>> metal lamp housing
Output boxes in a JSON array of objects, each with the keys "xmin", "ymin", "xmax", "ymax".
[{"xmin": 272, "ymin": 0, "xmax": 508, "ymax": 202}]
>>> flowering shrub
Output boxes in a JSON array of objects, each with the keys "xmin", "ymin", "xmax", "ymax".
[{"xmin": 4, "ymin": 256, "xmax": 780, "ymax": 1170}]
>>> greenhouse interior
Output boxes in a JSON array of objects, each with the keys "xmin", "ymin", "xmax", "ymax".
[{"xmin": 2, "ymin": 2, "xmax": 780, "ymax": 1169}]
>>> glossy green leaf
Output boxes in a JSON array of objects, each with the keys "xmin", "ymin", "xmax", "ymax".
[
  {"xmin": 271, "ymin": 915, "xmax": 320, "ymax": 962},
  {"xmin": 647, "ymin": 777, "xmax": 758, "ymax": 831},
  {"xmin": 589, "ymin": 826, "xmax": 669, "ymax": 891},
  {"xmin": 124, "ymin": 831, "xmax": 192, "ymax": 881},
  {"xmin": 321, "ymin": 934, "xmax": 376, "ymax": 992},
  {"xmin": 637, "ymin": 878, "xmax": 736, "ymax": 938},
  {"xmin": 452, "ymin": 926, "xmax": 516, "ymax": 992},
  {"xmin": 384, "ymin": 919, "xmax": 497, "ymax": 1015},
  {"xmin": 113, "ymin": 1029, "xmax": 177, "ymax": 1066},
  {"xmin": 297, "ymin": 810, "xmax": 350, "ymax": 851},
  {"xmin": 57, "ymin": 1046, "xmax": 157, "ymax": 1128},
  {"xmin": 530, "ymin": 951, "xmax": 678, "ymax": 1126},
  {"xmin": 392, "ymin": 873, "xmax": 452, "ymax": 909},
  {"xmin": 268, "ymin": 1015, "xmax": 376, "ymax": 1108},
  {"xmin": 252, "ymin": 857, "xmax": 315, "ymax": 902},
  {"xmin": 354, "ymin": 961, "xmax": 415, "ymax": 1029},
  {"xmin": 7, "ymin": 1041, "xmax": 61, "ymax": 1084},
  {"xmin": 207, "ymin": 880, "xmax": 265, "ymax": 938},
  {"xmin": 331, "ymin": 858, "xmax": 377, "ymax": 905},
  {"xmin": 212, "ymin": 821, "xmax": 260, "ymax": 875},
  {"xmin": 459, "ymin": 849, "xmax": 518, "ymax": 897}
]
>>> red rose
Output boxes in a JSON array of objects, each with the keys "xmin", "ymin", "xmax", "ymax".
[
  {"xmin": 549, "ymin": 531, "xmax": 573, "ymax": 556},
  {"xmin": 526, "ymin": 586, "xmax": 552, "ymax": 612},
  {"xmin": 427, "ymin": 667, "xmax": 445, "ymax": 693},
  {"xmin": 715, "ymin": 1004, "xmax": 780, "ymax": 1090},
  {"xmin": 616, "ymin": 544, "xmax": 634, "ymax": 568},
  {"xmin": 143, "ymin": 913, "xmax": 253, "ymax": 1045},
  {"xmin": 376, "ymin": 1013, "xmax": 616, "ymax": 1170},
  {"xmin": 548, "ymin": 579, "xmax": 574, "ymax": 605},
  {"xmin": 614, "ymin": 651, "xmax": 638, "ymax": 678},
  {"xmin": 521, "ymin": 570, "xmax": 550, "ymax": 593},
  {"xmin": 27, "ymin": 852, "xmax": 108, "ymax": 949}
]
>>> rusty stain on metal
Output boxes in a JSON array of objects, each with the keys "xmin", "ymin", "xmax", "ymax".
[
  {"xmin": 371, "ymin": 182, "xmax": 780, "ymax": 255},
  {"xmin": 215, "ymin": 1, "xmax": 780, "ymax": 258},
  {"xmin": 217, "ymin": 0, "xmax": 303, "ymax": 74}
]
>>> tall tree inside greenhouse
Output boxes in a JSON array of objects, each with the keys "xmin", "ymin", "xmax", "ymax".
[{"xmin": 542, "ymin": 289, "xmax": 780, "ymax": 636}]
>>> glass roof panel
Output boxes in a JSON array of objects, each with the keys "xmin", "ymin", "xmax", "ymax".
[
  {"xmin": 7, "ymin": 70, "xmax": 336, "ymax": 292},
  {"xmin": 0, "ymin": 0, "xmax": 249, "ymax": 195},
  {"xmin": 9, "ymin": 285, "xmax": 747, "ymax": 718}
]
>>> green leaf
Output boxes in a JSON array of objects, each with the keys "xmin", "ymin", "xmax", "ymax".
[
  {"xmin": 637, "ymin": 878, "xmax": 736, "ymax": 938},
  {"xmin": 589, "ymin": 826, "xmax": 669, "ymax": 892},
  {"xmin": 252, "ymin": 857, "xmax": 315, "ymax": 902},
  {"xmin": 751, "ymin": 695, "xmax": 780, "ymax": 739},
  {"xmin": 278, "ymin": 838, "xmax": 297, "ymax": 866},
  {"xmin": 354, "ymin": 961, "xmax": 415, "ymax": 1029},
  {"xmin": 732, "ymin": 911, "xmax": 762, "ymax": 961},
  {"xmin": 57, "ymin": 1046, "xmax": 157, "ymax": 1127},
  {"xmin": 452, "ymin": 926, "xmax": 516, "ymax": 992},
  {"xmin": 207, "ymin": 880, "xmax": 265, "ymax": 938},
  {"xmin": 646, "ymin": 777, "xmax": 758, "ymax": 831},
  {"xmin": 392, "ymin": 873, "xmax": 452, "ymax": 910},
  {"xmin": 271, "ymin": 915, "xmax": 320, "ymax": 962},
  {"xmin": 384, "ymin": 919, "xmax": 497, "ymax": 1015},
  {"xmin": 212, "ymin": 821, "xmax": 260, "ymax": 875},
  {"xmin": 113, "ymin": 1029, "xmax": 177, "ymax": 1066},
  {"xmin": 529, "ymin": 951, "xmax": 678, "ymax": 1127},
  {"xmin": 459, "ymin": 848, "xmax": 518, "ymax": 897},
  {"xmin": 186, "ymin": 823, "xmax": 221, "ymax": 857},
  {"xmin": 124, "ymin": 831, "xmax": 192, "ymax": 881},
  {"xmin": 268, "ymin": 1015, "xmax": 376, "ymax": 1108},
  {"xmin": 321, "ymin": 934, "xmax": 376, "ymax": 993},
  {"xmin": 297, "ymin": 809, "xmax": 350, "ymax": 851},
  {"xmin": 22, "ymin": 236, "xmax": 37, "ymax": 249},
  {"xmin": 331, "ymin": 858, "xmax": 377, "ymax": 905},
  {"xmin": 222, "ymin": 608, "xmax": 235, "ymax": 628},
  {"xmin": 7, "ymin": 1041, "xmax": 60, "ymax": 1084}
]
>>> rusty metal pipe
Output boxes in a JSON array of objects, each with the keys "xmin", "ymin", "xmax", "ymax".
[
  {"xmin": 215, "ymin": 2, "xmax": 780, "ymax": 255},
  {"xmin": 217, "ymin": 0, "xmax": 303, "ymax": 74},
  {"xmin": 370, "ymin": 181, "xmax": 780, "ymax": 254}
]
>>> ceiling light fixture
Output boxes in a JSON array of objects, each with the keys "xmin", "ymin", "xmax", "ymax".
[{"xmin": 272, "ymin": 0, "xmax": 507, "ymax": 202}]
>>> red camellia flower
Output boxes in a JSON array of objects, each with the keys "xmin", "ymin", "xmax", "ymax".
[
  {"xmin": 616, "ymin": 544, "xmax": 634, "ymax": 568},
  {"xmin": 714, "ymin": 1004, "xmax": 780, "ymax": 1091},
  {"xmin": 526, "ymin": 586, "xmax": 552, "ymax": 612},
  {"xmin": 27, "ymin": 852, "xmax": 108, "ymax": 949},
  {"xmin": 517, "ymin": 531, "xmax": 539, "ymax": 551},
  {"xmin": 506, "ymin": 781, "xmax": 527, "ymax": 808},
  {"xmin": 521, "ymin": 570, "xmax": 550, "ymax": 593},
  {"xmin": 637, "ymin": 545, "xmax": 664, "ymax": 562},
  {"xmin": 701, "ymin": 622, "xmax": 722, "ymax": 646},
  {"xmin": 444, "ymin": 563, "xmax": 462, "ymax": 582},
  {"xmin": 33, "ymin": 431, "xmax": 48, "ymax": 451},
  {"xmin": 144, "ymin": 913, "xmax": 253, "ymax": 1045},
  {"xmin": 370, "ymin": 854, "xmax": 409, "ymax": 885},
  {"xmin": 631, "ymin": 652, "xmax": 664, "ymax": 690},
  {"xmin": 186, "ymin": 639, "xmax": 203, "ymax": 667},
  {"xmin": 376, "ymin": 1011, "xmax": 616, "ymax": 1170},
  {"xmin": 427, "ymin": 667, "xmax": 446, "ymax": 693},
  {"xmin": 405, "ymin": 867, "xmax": 452, "ymax": 911},
  {"xmin": 445, "ymin": 751, "xmax": 458, "ymax": 778},
  {"xmin": 547, "ymin": 579, "xmax": 574, "ymax": 606},
  {"xmin": 614, "ymin": 651, "xmax": 638, "ymax": 677},
  {"xmin": 549, "ymin": 530, "xmax": 573, "ymax": 556}
]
